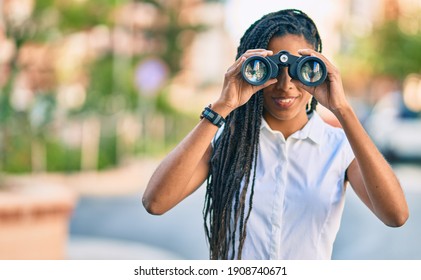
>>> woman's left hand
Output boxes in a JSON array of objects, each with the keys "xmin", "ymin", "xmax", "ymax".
[{"xmin": 292, "ymin": 49, "xmax": 350, "ymax": 115}]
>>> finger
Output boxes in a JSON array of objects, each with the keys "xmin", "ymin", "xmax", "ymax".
[
  {"xmin": 228, "ymin": 49, "xmax": 274, "ymax": 76},
  {"xmin": 297, "ymin": 48, "xmax": 322, "ymax": 58},
  {"xmin": 228, "ymin": 49, "xmax": 273, "ymax": 75},
  {"xmin": 228, "ymin": 49, "xmax": 273, "ymax": 73},
  {"xmin": 298, "ymin": 49, "xmax": 334, "ymax": 69},
  {"xmin": 297, "ymin": 48, "xmax": 314, "ymax": 56},
  {"xmin": 226, "ymin": 56, "xmax": 247, "ymax": 75},
  {"xmin": 242, "ymin": 49, "xmax": 273, "ymax": 58},
  {"xmin": 233, "ymin": 55, "xmax": 247, "ymax": 69}
]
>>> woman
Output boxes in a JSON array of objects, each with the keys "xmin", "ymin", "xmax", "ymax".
[{"xmin": 142, "ymin": 9, "xmax": 408, "ymax": 260}]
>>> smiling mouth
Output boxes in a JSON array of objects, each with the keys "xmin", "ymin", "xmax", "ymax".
[{"xmin": 273, "ymin": 97, "xmax": 297, "ymax": 108}]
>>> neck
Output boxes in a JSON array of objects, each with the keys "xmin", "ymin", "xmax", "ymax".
[{"xmin": 263, "ymin": 110, "xmax": 310, "ymax": 139}]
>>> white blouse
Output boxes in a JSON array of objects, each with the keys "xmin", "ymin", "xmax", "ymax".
[{"xmin": 230, "ymin": 112, "xmax": 355, "ymax": 259}]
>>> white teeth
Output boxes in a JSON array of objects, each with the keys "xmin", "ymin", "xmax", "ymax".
[{"xmin": 279, "ymin": 98, "xmax": 294, "ymax": 103}]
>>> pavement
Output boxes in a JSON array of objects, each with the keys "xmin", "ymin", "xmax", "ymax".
[{"xmin": 67, "ymin": 236, "xmax": 183, "ymax": 260}]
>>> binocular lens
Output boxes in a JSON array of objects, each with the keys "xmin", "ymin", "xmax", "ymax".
[
  {"xmin": 300, "ymin": 60, "xmax": 324, "ymax": 84},
  {"xmin": 241, "ymin": 51, "xmax": 327, "ymax": 87},
  {"xmin": 243, "ymin": 59, "xmax": 268, "ymax": 84}
]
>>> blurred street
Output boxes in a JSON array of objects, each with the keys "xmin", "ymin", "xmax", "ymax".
[
  {"xmin": 3, "ymin": 0, "xmax": 421, "ymax": 261},
  {"xmin": 67, "ymin": 161, "xmax": 421, "ymax": 260}
]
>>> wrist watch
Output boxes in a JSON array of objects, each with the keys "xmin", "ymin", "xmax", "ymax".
[{"xmin": 200, "ymin": 105, "xmax": 226, "ymax": 128}]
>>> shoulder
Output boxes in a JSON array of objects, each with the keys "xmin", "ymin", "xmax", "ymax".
[
  {"xmin": 323, "ymin": 122, "xmax": 347, "ymax": 143},
  {"xmin": 307, "ymin": 112, "xmax": 347, "ymax": 145},
  {"xmin": 315, "ymin": 114, "xmax": 355, "ymax": 167},
  {"xmin": 312, "ymin": 113, "xmax": 347, "ymax": 144}
]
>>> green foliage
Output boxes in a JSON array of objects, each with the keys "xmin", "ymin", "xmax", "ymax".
[
  {"xmin": 350, "ymin": 20, "xmax": 421, "ymax": 80},
  {"xmin": 30, "ymin": 93, "xmax": 57, "ymax": 134},
  {"xmin": 0, "ymin": 90, "xmax": 13, "ymax": 124},
  {"xmin": 82, "ymin": 55, "xmax": 120, "ymax": 114},
  {"xmin": 98, "ymin": 133, "xmax": 117, "ymax": 170},
  {"xmin": 46, "ymin": 141, "xmax": 81, "ymax": 172},
  {"xmin": 1, "ymin": 123, "xmax": 32, "ymax": 173},
  {"xmin": 161, "ymin": 11, "xmax": 207, "ymax": 74},
  {"xmin": 155, "ymin": 89, "xmax": 179, "ymax": 116},
  {"xmin": 79, "ymin": 54, "xmax": 140, "ymax": 115},
  {"xmin": 1, "ymin": 0, "xmax": 206, "ymax": 173},
  {"xmin": 33, "ymin": 0, "xmax": 115, "ymax": 34}
]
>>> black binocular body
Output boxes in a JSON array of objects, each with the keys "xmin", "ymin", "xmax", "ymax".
[{"xmin": 241, "ymin": 50, "xmax": 327, "ymax": 87}]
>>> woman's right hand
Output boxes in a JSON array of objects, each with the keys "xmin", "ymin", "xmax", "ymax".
[{"xmin": 212, "ymin": 49, "xmax": 278, "ymax": 116}]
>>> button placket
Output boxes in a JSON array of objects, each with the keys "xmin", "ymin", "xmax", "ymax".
[{"xmin": 270, "ymin": 136, "xmax": 288, "ymax": 259}]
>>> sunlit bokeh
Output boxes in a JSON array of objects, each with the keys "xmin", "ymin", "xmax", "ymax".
[{"xmin": 1, "ymin": 0, "xmax": 421, "ymax": 261}]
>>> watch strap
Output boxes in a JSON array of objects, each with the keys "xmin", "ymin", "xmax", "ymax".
[{"xmin": 200, "ymin": 106, "xmax": 225, "ymax": 128}]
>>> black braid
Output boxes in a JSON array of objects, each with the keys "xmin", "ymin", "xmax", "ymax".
[{"xmin": 203, "ymin": 9, "xmax": 323, "ymax": 260}]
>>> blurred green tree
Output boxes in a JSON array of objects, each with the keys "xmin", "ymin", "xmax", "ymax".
[
  {"xmin": 361, "ymin": 20, "xmax": 421, "ymax": 80},
  {"xmin": 340, "ymin": 16, "xmax": 421, "ymax": 83},
  {"xmin": 1, "ymin": 0, "xmax": 206, "ymax": 173}
]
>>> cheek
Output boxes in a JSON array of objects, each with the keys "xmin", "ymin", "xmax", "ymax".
[
  {"xmin": 301, "ymin": 91, "xmax": 312, "ymax": 103},
  {"xmin": 262, "ymin": 93, "xmax": 274, "ymax": 111},
  {"xmin": 262, "ymin": 92, "xmax": 270, "ymax": 106}
]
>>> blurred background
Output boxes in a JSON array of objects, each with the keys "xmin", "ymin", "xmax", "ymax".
[{"xmin": 0, "ymin": 0, "xmax": 420, "ymax": 260}]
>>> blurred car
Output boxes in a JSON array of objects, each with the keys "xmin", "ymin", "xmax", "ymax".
[{"xmin": 364, "ymin": 91, "xmax": 421, "ymax": 163}]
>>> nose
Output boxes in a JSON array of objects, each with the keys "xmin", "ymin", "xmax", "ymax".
[{"xmin": 275, "ymin": 67, "xmax": 294, "ymax": 90}]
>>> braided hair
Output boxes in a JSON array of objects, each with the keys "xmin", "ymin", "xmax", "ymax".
[{"xmin": 203, "ymin": 9, "xmax": 323, "ymax": 260}]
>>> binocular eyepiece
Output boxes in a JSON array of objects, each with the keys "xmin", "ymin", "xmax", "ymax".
[{"xmin": 241, "ymin": 50, "xmax": 327, "ymax": 87}]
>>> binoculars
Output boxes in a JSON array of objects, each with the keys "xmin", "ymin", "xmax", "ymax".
[{"xmin": 241, "ymin": 50, "xmax": 327, "ymax": 87}]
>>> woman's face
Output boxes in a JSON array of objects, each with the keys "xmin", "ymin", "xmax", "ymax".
[{"xmin": 262, "ymin": 34, "xmax": 314, "ymax": 125}]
